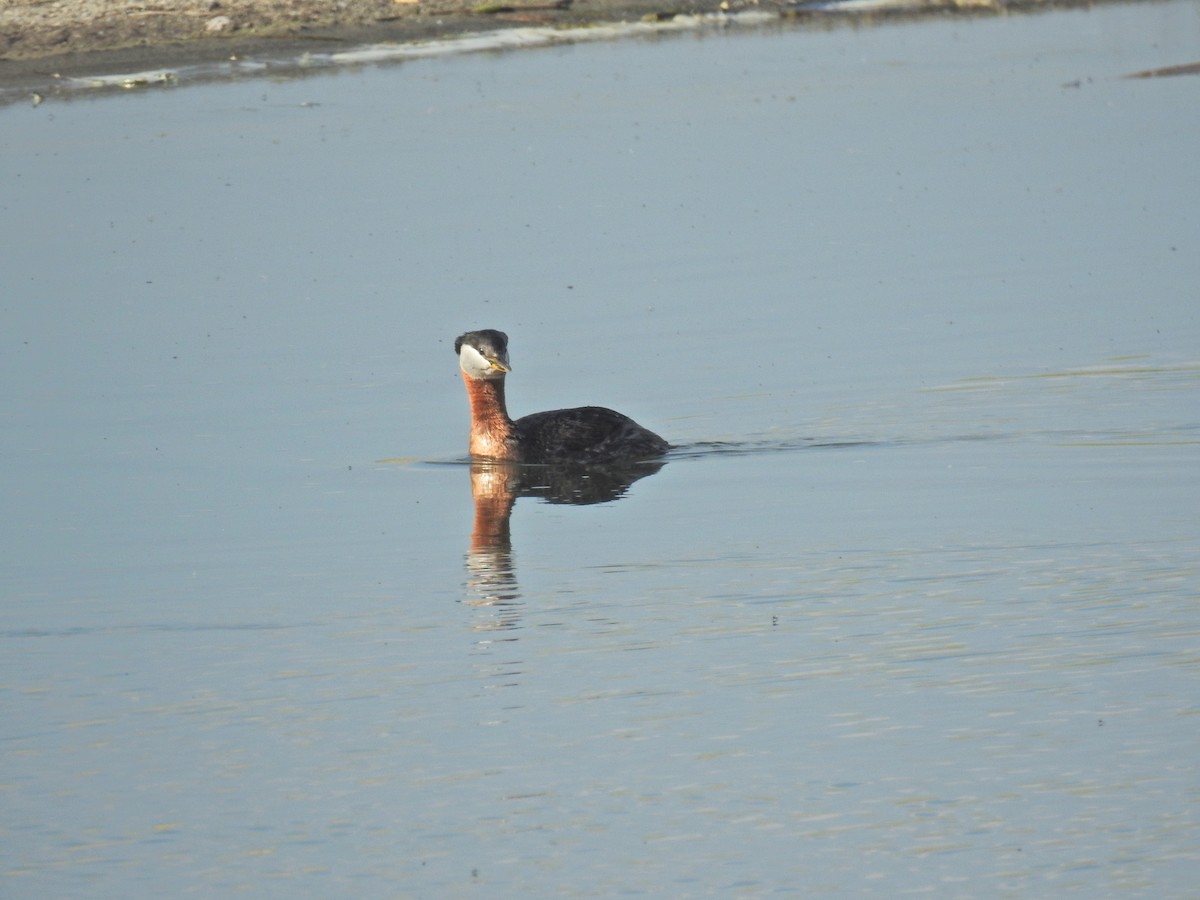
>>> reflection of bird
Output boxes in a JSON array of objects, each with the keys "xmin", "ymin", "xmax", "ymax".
[
  {"xmin": 455, "ymin": 329, "xmax": 669, "ymax": 464},
  {"xmin": 463, "ymin": 457, "xmax": 664, "ymax": 617}
]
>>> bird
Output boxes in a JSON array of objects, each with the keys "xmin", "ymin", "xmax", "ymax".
[{"xmin": 454, "ymin": 329, "xmax": 669, "ymax": 464}]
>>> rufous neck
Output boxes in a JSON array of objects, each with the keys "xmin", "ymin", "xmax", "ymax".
[
  {"xmin": 463, "ymin": 372, "xmax": 512, "ymax": 422},
  {"xmin": 463, "ymin": 372, "xmax": 516, "ymax": 458}
]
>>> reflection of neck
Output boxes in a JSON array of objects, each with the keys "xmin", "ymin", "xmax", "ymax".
[
  {"xmin": 464, "ymin": 373, "xmax": 516, "ymax": 459},
  {"xmin": 469, "ymin": 462, "xmax": 518, "ymax": 550},
  {"xmin": 465, "ymin": 462, "xmax": 520, "ymax": 613}
]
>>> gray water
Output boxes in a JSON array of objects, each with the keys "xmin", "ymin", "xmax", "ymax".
[{"xmin": 3, "ymin": 1, "xmax": 1199, "ymax": 895}]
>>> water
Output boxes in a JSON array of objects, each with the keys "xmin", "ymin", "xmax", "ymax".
[{"xmin": 3, "ymin": 1, "xmax": 1199, "ymax": 895}]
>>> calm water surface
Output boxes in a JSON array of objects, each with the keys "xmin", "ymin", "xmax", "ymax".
[{"xmin": 3, "ymin": 1, "xmax": 1199, "ymax": 895}]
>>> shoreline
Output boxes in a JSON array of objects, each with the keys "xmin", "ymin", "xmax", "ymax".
[{"xmin": 0, "ymin": 0, "xmax": 1122, "ymax": 99}]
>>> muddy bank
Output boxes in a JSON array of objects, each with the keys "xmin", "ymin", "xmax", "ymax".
[{"xmin": 1, "ymin": 0, "xmax": 1111, "ymax": 80}]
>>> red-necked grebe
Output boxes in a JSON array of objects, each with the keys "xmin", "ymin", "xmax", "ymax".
[{"xmin": 455, "ymin": 329, "xmax": 669, "ymax": 464}]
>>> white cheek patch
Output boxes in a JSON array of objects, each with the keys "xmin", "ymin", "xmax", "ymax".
[{"xmin": 460, "ymin": 343, "xmax": 495, "ymax": 378}]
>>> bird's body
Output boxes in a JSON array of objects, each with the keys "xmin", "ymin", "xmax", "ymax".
[{"xmin": 455, "ymin": 329, "xmax": 668, "ymax": 464}]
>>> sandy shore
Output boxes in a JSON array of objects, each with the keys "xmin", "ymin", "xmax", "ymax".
[
  {"xmin": 2, "ymin": 0, "xmax": 723, "ymax": 61},
  {"xmin": 0, "ymin": 0, "xmax": 1105, "ymax": 84}
]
